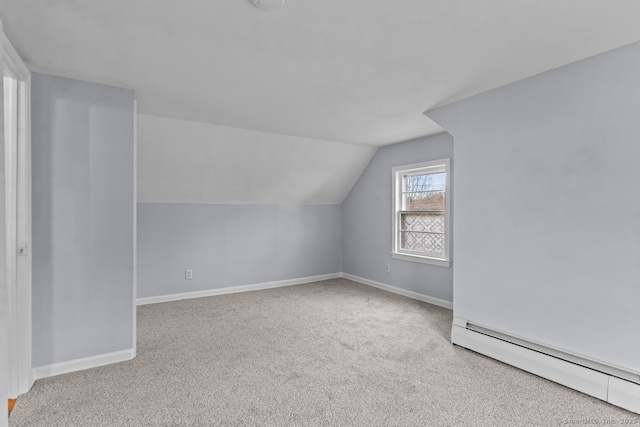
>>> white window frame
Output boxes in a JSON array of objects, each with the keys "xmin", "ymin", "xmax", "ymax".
[{"xmin": 391, "ymin": 158, "xmax": 451, "ymax": 267}]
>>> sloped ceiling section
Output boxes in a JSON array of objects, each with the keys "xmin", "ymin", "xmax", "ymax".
[
  {"xmin": 137, "ymin": 114, "xmax": 377, "ymax": 204},
  {"xmin": 2, "ymin": 1, "xmax": 640, "ymax": 146}
]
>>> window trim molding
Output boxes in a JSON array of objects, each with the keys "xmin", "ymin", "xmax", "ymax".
[{"xmin": 391, "ymin": 158, "xmax": 451, "ymax": 268}]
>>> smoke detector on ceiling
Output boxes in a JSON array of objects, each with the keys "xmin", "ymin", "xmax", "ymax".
[{"xmin": 252, "ymin": 0, "xmax": 285, "ymax": 11}]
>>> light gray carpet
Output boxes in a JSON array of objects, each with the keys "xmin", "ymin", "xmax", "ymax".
[{"xmin": 10, "ymin": 279, "xmax": 639, "ymax": 426}]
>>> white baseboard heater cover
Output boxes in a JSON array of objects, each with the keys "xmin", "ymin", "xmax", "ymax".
[{"xmin": 451, "ymin": 317, "xmax": 640, "ymax": 414}]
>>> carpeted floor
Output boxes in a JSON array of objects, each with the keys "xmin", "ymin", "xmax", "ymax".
[{"xmin": 9, "ymin": 278, "xmax": 640, "ymax": 426}]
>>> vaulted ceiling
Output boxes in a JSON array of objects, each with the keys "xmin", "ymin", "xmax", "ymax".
[
  {"xmin": 136, "ymin": 114, "xmax": 376, "ymax": 204},
  {"xmin": 2, "ymin": 1, "xmax": 640, "ymax": 147}
]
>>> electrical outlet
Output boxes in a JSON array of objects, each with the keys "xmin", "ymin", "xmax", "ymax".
[
  {"xmin": 185, "ymin": 269, "xmax": 193, "ymax": 280},
  {"xmin": 385, "ymin": 264, "xmax": 390, "ymax": 272}
]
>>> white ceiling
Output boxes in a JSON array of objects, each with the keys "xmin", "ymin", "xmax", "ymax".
[{"xmin": 2, "ymin": 1, "xmax": 640, "ymax": 147}]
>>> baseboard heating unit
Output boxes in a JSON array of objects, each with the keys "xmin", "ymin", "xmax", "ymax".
[{"xmin": 451, "ymin": 317, "xmax": 640, "ymax": 414}]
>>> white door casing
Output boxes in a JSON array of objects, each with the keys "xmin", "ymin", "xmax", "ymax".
[{"xmin": 2, "ymin": 28, "xmax": 33, "ymax": 401}]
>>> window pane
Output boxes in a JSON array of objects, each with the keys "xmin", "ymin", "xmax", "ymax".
[
  {"xmin": 404, "ymin": 172, "xmax": 445, "ymax": 192},
  {"xmin": 402, "ymin": 172, "xmax": 445, "ymax": 211},
  {"xmin": 401, "ymin": 213, "xmax": 444, "ymax": 233},
  {"xmin": 400, "ymin": 232, "xmax": 445, "ymax": 255},
  {"xmin": 402, "ymin": 191, "xmax": 445, "ymax": 211}
]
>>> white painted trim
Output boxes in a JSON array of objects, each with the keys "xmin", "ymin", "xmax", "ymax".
[
  {"xmin": 341, "ymin": 273, "xmax": 453, "ymax": 310},
  {"xmin": 391, "ymin": 158, "xmax": 451, "ymax": 267},
  {"xmin": 451, "ymin": 322, "xmax": 640, "ymax": 414},
  {"xmin": 2, "ymin": 31, "xmax": 33, "ymax": 398},
  {"xmin": 21, "ymin": 55, "xmax": 33, "ymax": 394},
  {"xmin": 4, "ymin": 66, "xmax": 19, "ymax": 399},
  {"xmin": 32, "ymin": 349, "xmax": 135, "ymax": 381},
  {"xmin": 390, "ymin": 252, "xmax": 451, "ymax": 267},
  {"xmin": 0, "ymin": 16, "xmax": 8, "ymax": 427},
  {"xmin": 2, "ymin": 36, "xmax": 30, "ymax": 80},
  {"xmin": 132, "ymin": 100, "xmax": 137, "ymax": 358},
  {"xmin": 136, "ymin": 273, "xmax": 343, "ymax": 306},
  {"xmin": 136, "ymin": 201, "xmax": 343, "ymax": 206}
]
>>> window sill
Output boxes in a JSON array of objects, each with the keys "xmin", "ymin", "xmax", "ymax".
[{"xmin": 390, "ymin": 252, "xmax": 451, "ymax": 268}]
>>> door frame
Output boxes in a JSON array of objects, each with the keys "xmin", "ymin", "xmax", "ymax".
[{"xmin": 3, "ymin": 30, "xmax": 33, "ymax": 399}]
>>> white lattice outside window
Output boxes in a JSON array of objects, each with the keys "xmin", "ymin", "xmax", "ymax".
[{"xmin": 391, "ymin": 159, "xmax": 451, "ymax": 267}]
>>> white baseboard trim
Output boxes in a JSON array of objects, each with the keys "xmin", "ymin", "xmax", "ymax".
[
  {"xmin": 341, "ymin": 273, "xmax": 453, "ymax": 310},
  {"xmin": 137, "ymin": 273, "xmax": 343, "ymax": 306},
  {"xmin": 32, "ymin": 348, "xmax": 135, "ymax": 381},
  {"xmin": 451, "ymin": 320, "xmax": 640, "ymax": 414}
]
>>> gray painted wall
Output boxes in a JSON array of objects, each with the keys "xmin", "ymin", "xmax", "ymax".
[
  {"xmin": 427, "ymin": 41, "xmax": 640, "ymax": 372},
  {"xmin": 342, "ymin": 133, "xmax": 454, "ymax": 303},
  {"xmin": 32, "ymin": 73, "xmax": 135, "ymax": 367},
  {"xmin": 137, "ymin": 203, "xmax": 342, "ymax": 298}
]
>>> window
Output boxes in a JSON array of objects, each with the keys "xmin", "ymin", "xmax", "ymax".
[{"xmin": 392, "ymin": 159, "xmax": 451, "ymax": 267}]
